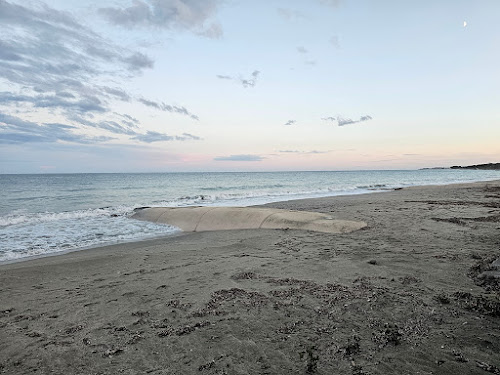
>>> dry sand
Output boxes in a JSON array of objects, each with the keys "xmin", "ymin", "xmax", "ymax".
[{"xmin": 1, "ymin": 180, "xmax": 499, "ymax": 374}]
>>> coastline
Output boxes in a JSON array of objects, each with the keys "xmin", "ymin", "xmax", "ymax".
[
  {"xmin": 2, "ymin": 178, "xmax": 499, "ymax": 266},
  {"xmin": 1, "ymin": 180, "xmax": 499, "ymax": 374},
  {"xmin": 2, "ymin": 170, "xmax": 499, "ymax": 264}
]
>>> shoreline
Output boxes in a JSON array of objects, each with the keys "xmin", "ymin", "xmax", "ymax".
[
  {"xmin": 1, "ymin": 179, "xmax": 499, "ymax": 374},
  {"xmin": 2, "ymin": 178, "xmax": 499, "ymax": 267}
]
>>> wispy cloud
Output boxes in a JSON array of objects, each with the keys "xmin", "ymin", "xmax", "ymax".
[
  {"xmin": 197, "ymin": 22, "xmax": 223, "ymax": 39},
  {"xmin": 322, "ymin": 116, "xmax": 336, "ymax": 122},
  {"xmin": 294, "ymin": 45, "xmax": 319, "ymax": 66},
  {"xmin": 319, "ymin": 0, "xmax": 341, "ymax": 8},
  {"xmin": 329, "ymin": 35, "xmax": 340, "ymax": 49},
  {"xmin": 216, "ymin": 70, "xmax": 261, "ymax": 88},
  {"xmin": 214, "ymin": 154, "xmax": 264, "ymax": 162},
  {"xmin": 0, "ymin": 1, "xmax": 199, "ymax": 145},
  {"xmin": 99, "ymin": 0, "xmax": 222, "ymax": 39},
  {"xmin": 240, "ymin": 70, "xmax": 260, "ymax": 88},
  {"xmin": 123, "ymin": 52, "xmax": 155, "ymax": 71},
  {"xmin": 0, "ymin": 92, "xmax": 107, "ymax": 113},
  {"xmin": 0, "ymin": 113, "xmax": 201, "ymax": 145},
  {"xmin": 101, "ymin": 87, "xmax": 132, "ymax": 102},
  {"xmin": 67, "ymin": 114, "xmax": 138, "ymax": 136},
  {"xmin": 0, "ymin": 1, "xmax": 154, "ymax": 93},
  {"xmin": 277, "ymin": 8, "xmax": 305, "ymax": 21},
  {"xmin": 115, "ymin": 113, "xmax": 140, "ymax": 126},
  {"xmin": 130, "ymin": 132, "xmax": 175, "ymax": 144},
  {"xmin": 131, "ymin": 131, "xmax": 202, "ymax": 143},
  {"xmin": 0, "ymin": 113, "xmax": 114, "ymax": 144},
  {"xmin": 322, "ymin": 115, "xmax": 373, "ymax": 126},
  {"xmin": 284, "ymin": 120, "xmax": 296, "ymax": 126},
  {"xmin": 138, "ymin": 98, "xmax": 199, "ymax": 120}
]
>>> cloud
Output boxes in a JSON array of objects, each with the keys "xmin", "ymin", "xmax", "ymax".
[
  {"xmin": 0, "ymin": 1, "xmax": 199, "ymax": 145},
  {"xmin": 123, "ymin": 52, "xmax": 155, "ymax": 71},
  {"xmin": 240, "ymin": 70, "xmax": 260, "ymax": 88},
  {"xmin": 214, "ymin": 154, "xmax": 264, "ymax": 162},
  {"xmin": 329, "ymin": 35, "xmax": 340, "ymax": 49},
  {"xmin": 114, "ymin": 113, "xmax": 140, "ymax": 128},
  {"xmin": 322, "ymin": 115, "xmax": 373, "ymax": 126},
  {"xmin": 138, "ymin": 98, "xmax": 199, "ymax": 120},
  {"xmin": 101, "ymin": 87, "xmax": 131, "ymax": 102},
  {"xmin": 120, "ymin": 113, "xmax": 140, "ymax": 124},
  {"xmin": 0, "ymin": 112, "xmax": 201, "ymax": 145},
  {"xmin": 319, "ymin": 0, "xmax": 340, "ymax": 8},
  {"xmin": 0, "ymin": 113, "xmax": 114, "ymax": 144},
  {"xmin": 216, "ymin": 70, "xmax": 261, "ymax": 88},
  {"xmin": 131, "ymin": 131, "xmax": 174, "ymax": 143},
  {"xmin": 0, "ymin": 40, "xmax": 21, "ymax": 61},
  {"xmin": 68, "ymin": 114, "xmax": 138, "ymax": 135},
  {"xmin": 277, "ymin": 8, "xmax": 305, "ymax": 21},
  {"xmin": 197, "ymin": 22, "xmax": 223, "ymax": 39},
  {"xmin": 284, "ymin": 120, "xmax": 296, "ymax": 126},
  {"xmin": 321, "ymin": 116, "xmax": 336, "ymax": 122},
  {"xmin": 99, "ymin": 0, "xmax": 222, "ymax": 38},
  {"xmin": 0, "ymin": 2, "xmax": 154, "ymax": 87},
  {"xmin": 337, "ymin": 117, "xmax": 357, "ymax": 126},
  {"xmin": 0, "ymin": 91, "xmax": 110, "ymax": 114},
  {"xmin": 0, "ymin": 2, "xmax": 138, "ymax": 126},
  {"xmin": 293, "ymin": 45, "xmax": 320, "ymax": 65},
  {"xmin": 178, "ymin": 133, "xmax": 202, "ymax": 141},
  {"xmin": 305, "ymin": 150, "xmax": 329, "ymax": 154},
  {"xmin": 134, "ymin": 132, "xmax": 202, "ymax": 143}
]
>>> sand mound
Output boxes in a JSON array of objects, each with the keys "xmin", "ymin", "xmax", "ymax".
[{"xmin": 132, "ymin": 206, "xmax": 366, "ymax": 234}]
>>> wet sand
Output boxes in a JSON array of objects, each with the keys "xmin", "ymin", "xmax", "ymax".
[{"xmin": 1, "ymin": 180, "xmax": 499, "ymax": 374}]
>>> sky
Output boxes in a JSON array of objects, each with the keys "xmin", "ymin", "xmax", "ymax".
[{"xmin": 0, "ymin": 0, "xmax": 499, "ymax": 173}]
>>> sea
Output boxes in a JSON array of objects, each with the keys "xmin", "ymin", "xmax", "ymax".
[{"xmin": 1, "ymin": 169, "xmax": 498, "ymax": 262}]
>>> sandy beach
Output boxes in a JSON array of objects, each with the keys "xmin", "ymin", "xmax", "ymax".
[{"xmin": 1, "ymin": 180, "xmax": 499, "ymax": 375}]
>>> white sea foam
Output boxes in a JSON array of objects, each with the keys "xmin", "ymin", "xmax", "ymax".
[
  {"xmin": 0, "ymin": 207, "xmax": 123, "ymax": 227},
  {"xmin": 0, "ymin": 212, "xmax": 179, "ymax": 262},
  {"xmin": 154, "ymin": 186, "xmax": 374, "ymax": 207}
]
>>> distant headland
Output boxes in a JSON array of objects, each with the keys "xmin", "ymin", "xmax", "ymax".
[{"xmin": 422, "ymin": 162, "xmax": 500, "ymax": 170}]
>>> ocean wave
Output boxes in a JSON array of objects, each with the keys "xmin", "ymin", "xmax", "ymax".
[
  {"xmin": 0, "ymin": 206, "xmax": 134, "ymax": 228},
  {"xmin": 154, "ymin": 185, "xmax": 371, "ymax": 207},
  {"xmin": 0, "ymin": 214, "xmax": 179, "ymax": 262},
  {"xmin": 355, "ymin": 184, "xmax": 393, "ymax": 190},
  {"xmin": 200, "ymin": 183, "xmax": 286, "ymax": 191}
]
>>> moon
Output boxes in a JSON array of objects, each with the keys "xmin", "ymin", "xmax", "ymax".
[{"xmin": 463, "ymin": 21, "xmax": 467, "ymax": 27}]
